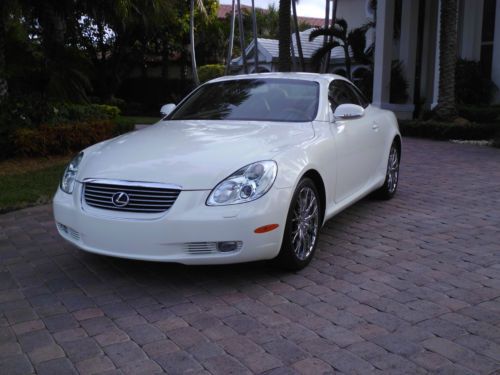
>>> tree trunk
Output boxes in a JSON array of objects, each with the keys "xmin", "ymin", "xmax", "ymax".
[
  {"xmin": 279, "ymin": 0, "xmax": 292, "ymax": 71},
  {"xmin": 321, "ymin": 0, "xmax": 330, "ymax": 73},
  {"xmin": 325, "ymin": 0, "xmax": 338, "ymax": 71},
  {"xmin": 237, "ymin": 0, "xmax": 248, "ymax": 74},
  {"xmin": 251, "ymin": 0, "xmax": 259, "ymax": 72},
  {"xmin": 0, "ymin": 1, "xmax": 8, "ymax": 102},
  {"xmin": 435, "ymin": 0, "xmax": 458, "ymax": 120},
  {"xmin": 292, "ymin": 0, "xmax": 305, "ymax": 71},
  {"xmin": 190, "ymin": 0, "xmax": 200, "ymax": 86},
  {"xmin": 225, "ymin": 0, "xmax": 236, "ymax": 75}
]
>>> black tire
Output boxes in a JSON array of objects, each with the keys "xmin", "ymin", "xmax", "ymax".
[
  {"xmin": 275, "ymin": 177, "xmax": 321, "ymax": 271},
  {"xmin": 375, "ymin": 140, "xmax": 400, "ymax": 200}
]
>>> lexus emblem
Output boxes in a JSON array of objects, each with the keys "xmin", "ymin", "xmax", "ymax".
[{"xmin": 111, "ymin": 192, "xmax": 130, "ymax": 207}]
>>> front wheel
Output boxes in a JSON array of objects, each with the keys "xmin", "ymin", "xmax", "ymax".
[
  {"xmin": 275, "ymin": 178, "xmax": 321, "ymax": 270},
  {"xmin": 375, "ymin": 141, "xmax": 400, "ymax": 200}
]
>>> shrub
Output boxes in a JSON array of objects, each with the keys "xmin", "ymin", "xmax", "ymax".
[
  {"xmin": 458, "ymin": 106, "xmax": 500, "ymax": 123},
  {"xmin": 50, "ymin": 103, "xmax": 120, "ymax": 123},
  {"xmin": 355, "ymin": 60, "xmax": 409, "ymax": 103},
  {"xmin": 12, "ymin": 120, "xmax": 134, "ymax": 157},
  {"xmin": 198, "ymin": 64, "xmax": 226, "ymax": 84},
  {"xmin": 0, "ymin": 96, "xmax": 121, "ymax": 159},
  {"xmin": 456, "ymin": 59, "xmax": 497, "ymax": 105},
  {"xmin": 399, "ymin": 120, "xmax": 499, "ymax": 140}
]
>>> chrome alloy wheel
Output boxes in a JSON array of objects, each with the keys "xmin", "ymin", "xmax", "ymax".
[
  {"xmin": 291, "ymin": 186, "xmax": 319, "ymax": 261},
  {"xmin": 387, "ymin": 146, "xmax": 399, "ymax": 194}
]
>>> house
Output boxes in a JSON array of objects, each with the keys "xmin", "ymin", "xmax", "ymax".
[
  {"xmin": 230, "ymin": 29, "xmax": 370, "ymax": 78},
  {"xmin": 229, "ymin": 0, "xmax": 500, "ymax": 119}
]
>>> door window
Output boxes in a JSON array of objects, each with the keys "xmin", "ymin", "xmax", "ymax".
[{"xmin": 328, "ymin": 80, "xmax": 362, "ymax": 112}]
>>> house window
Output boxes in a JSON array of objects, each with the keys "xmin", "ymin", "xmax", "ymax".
[{"xmin": 481, "ymin": 0, "xmax": 497, "ymax": 78}]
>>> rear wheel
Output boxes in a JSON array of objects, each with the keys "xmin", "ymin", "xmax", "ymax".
[
  {"xmin": 275, "ymin": 178, "xmax": 321, "ymax": 270},
  {"xmin": 375, "ymin": 141, "xmax": 400, "ymax": 200}
]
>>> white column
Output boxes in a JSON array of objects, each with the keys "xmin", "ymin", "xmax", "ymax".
[
  {"xmin": 399, "ymin": 0, "xmax": 419, "ymax": 104},
  {"xmin": 372, "ymin": 0, "xmax": 395, "ymax": 107},
  {"xmin": 458, "ymin": 0, "xmax": 484, "ymax": 61},
  {"xmin": 492, "ymin": 0, "xmax": 500, "ymax": 103}
]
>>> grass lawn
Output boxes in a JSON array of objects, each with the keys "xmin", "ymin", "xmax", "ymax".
[
  {"xmin": 0, "ymin": 156, "xmax": 70, "ymax": 213},
  {"xmin": 0, "ymin": 116, "xmax": 161, "ymax": 213}
]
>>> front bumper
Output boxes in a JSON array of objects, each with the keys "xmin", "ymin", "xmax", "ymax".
[{"xmin": 53, "ymin": 182, "xmax": 291, "ymax": 264}]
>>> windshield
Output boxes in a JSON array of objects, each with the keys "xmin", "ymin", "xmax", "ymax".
[{"xmin": 169, "ymin": 78, "xmax": 319, "ymax": 122}]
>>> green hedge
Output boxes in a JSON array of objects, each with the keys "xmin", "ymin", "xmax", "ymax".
[
  {"xmin": 198, "ymin": 64, "xmax": 225, "ymax": 84},
  {"xmin": 0, "ymin": 96, "xmax": 122, "ymax": 159},
  {"xmin": 458, "ymin": 106, "xmax": 500, "ymax": 123},
  {"xmin": 13, "ymin": 120, "xmax": 134, "ymax": 157},
  {"xmin": 400, "ymin": 120, "xmax": 500, "ymax": 141}
]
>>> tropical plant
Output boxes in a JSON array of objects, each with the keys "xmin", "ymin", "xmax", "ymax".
[
  {"xmin": 291, "ymin": 0, "xmax": 304, "ymax": 71},
  {"xmin": 309, "ymin": 19, "xmax": 373, "ymax": 79},
  {"xmin": 225, "ymin": 0, "xmax": 236, "ymax": 74},
  {"xmin": 455, "ymin": 59, "xmax": 497, "ymax": 105},
  {"xmin": 190, "ymin": 0, "xmax": 207, "ymax": 86},
  {"xmin": 434, "ymin": 0, "xmax": 459, "ymax": 120}
]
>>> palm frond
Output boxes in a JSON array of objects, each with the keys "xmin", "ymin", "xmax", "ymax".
[
  {"xmin": 348, "ymin": 28, "xmax": 371, "ymax": 64},
  {"xmin": 310, "ymin": 40, "xmax": 341, "ymax": 68},
  {"xmin": 309, "ymin": 26, "xmax": 345, "ymax": 42},
  {"xmin": 336, "ymin": 18, "xmax": 348, "ymax": 32}
]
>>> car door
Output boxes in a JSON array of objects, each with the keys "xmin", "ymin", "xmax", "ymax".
[{"xmin": 329, "ymin": 80, "xmax": 381, "ymax": 202}]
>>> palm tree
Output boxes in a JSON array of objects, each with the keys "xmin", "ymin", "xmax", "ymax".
[
  {"xmin": 278, "ymin": 0, "xmax": 291, "ymax": 71},
  {"xmin": 237, "ymin": 0, "xmax": 248, "ymax": 74},
  {"xmin": 324, "ymin": 0, "xmax": 338, "ymax": 71},
  {"xmin": 291, "ymin": 0, "xmax": 305, "ymax": 71},
  {"xmin": 309, "ymin": 19, "xmax": 372, "ymax": 79},
  {"xmin": 321, "ymin": 0, "xmax": 330, "ymax": 73},
  {"xmin": 225, "ymin": 0, "xmax": 236, "ymax": 74},
  {"xmin": 435, "ymin": 0, "xmax": 458, "ymax": 120},
  {"xmin": 251, "ymin": 0, "xmax": 259, "ymax": 72},
  {"xmin": 190, "ymin": 0, "xmax": 206, "ymax": 86}
]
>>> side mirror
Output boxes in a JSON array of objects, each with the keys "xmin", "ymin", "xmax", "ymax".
[
  {"xmin": 160, "ymin": 103, "xmax": 176, "ymax": 117},
  {"xmin": 333, "ymin": 104, "xmax": 364, "ymax": 120}
]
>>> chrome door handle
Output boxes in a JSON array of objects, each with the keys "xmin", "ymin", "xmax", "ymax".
[{"xmin": 372, "ymin": 123, "xmax": 379, "ymax": 130}]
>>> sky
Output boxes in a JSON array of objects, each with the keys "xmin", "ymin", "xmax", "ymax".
[{"xmin": 219, "ymin": 0, "xmax": 326, "ymax": 18}]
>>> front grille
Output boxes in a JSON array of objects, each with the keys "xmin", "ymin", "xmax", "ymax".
[
  {"xmin": 83, "ymin": 181, "xmax": 181, "ymax": 213},
  {"xmin": 184, "ymin": 241, "xmax": 243, "ymax": 255},
  {"xmin": 184, "ymin": 242, "xmax": 218, "ymax": 254}
]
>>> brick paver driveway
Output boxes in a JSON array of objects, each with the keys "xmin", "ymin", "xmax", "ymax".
[{"xmin": 1, "ymin": 138, "xmax": 500, "ymax": 375}]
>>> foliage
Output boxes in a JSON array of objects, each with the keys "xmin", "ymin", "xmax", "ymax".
[
  {"xmin": 353, "ymin": 61, "xmax": 409, "ymax": 104},
  {"xmin": 0, "ymin": 95, "xmax": 121, "ymax": 159},
  {"xmin": 455, "ymin": 59, "xmax": 497, "ymax": 105},
  {"xmin": 198, "ymin": 64, "xmax": 225, "ymax": 83},
  {"xmin": 399, "ymin": 120, "xmax": 499, "ymax": 141},
  {"xmin": 309, "ymin": 19, "xmax": 373, "ymax": 79},
  {"xmin": 13, "ymin": 120, "xmax": 133, "ymax": 157},
  {"xmin": 493, "ymin": 133, "xmax": 500, "ymax": 148},
  {"xmin": 458, "ymin": 106, "xmax": 500, "ymax": 123},
  {"xmin": 117, "ymin": 78, "xmax": 195, "ymax": 115}
]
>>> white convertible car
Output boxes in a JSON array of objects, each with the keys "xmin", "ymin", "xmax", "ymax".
[{"xmin": 53, "ymin": 73, "xmax": 401, "ymax": 270}]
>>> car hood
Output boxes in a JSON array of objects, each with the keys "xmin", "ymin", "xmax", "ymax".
[{"xmin": 78, "ymin": 120, "xmax": 314, "ymax": 190}]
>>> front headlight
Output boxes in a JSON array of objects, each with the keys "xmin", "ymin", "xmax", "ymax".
[
  {"xmin": 207, "ymin": 161, "xmax": 277, "ymax": 206},
  {"xmin": 60, "ymin": 152, "xmax": 84, "ymax": 194}
]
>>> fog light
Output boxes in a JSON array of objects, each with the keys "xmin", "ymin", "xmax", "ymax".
[{"xmin": 217, "ymin": 241, "xmax": 242, "ymax": 252}]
